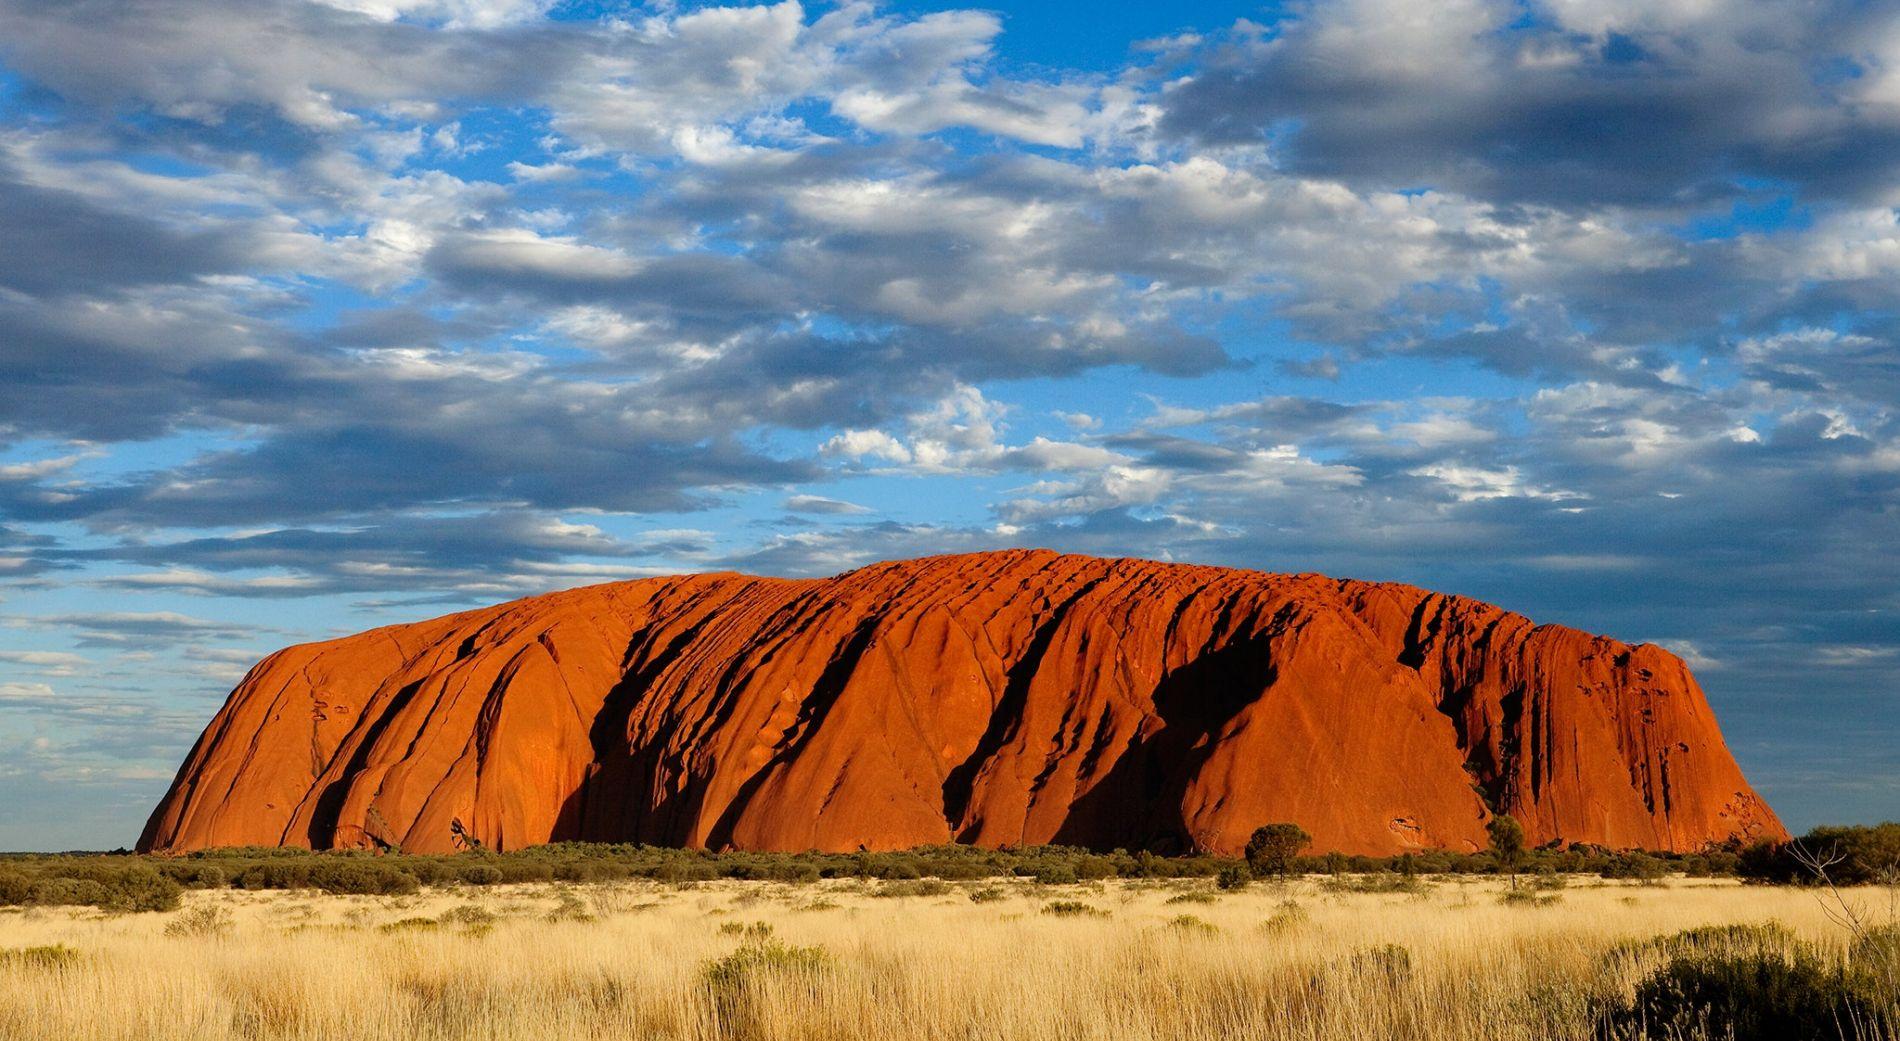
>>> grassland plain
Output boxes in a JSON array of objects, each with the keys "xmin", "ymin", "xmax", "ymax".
[{"xmin": 1, "ymin": 874, "xmax": 1895, "ymax": 1041}]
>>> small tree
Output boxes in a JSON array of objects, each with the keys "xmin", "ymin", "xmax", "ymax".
[
  {"xmin": 1246, "ymin": 823, "xmax": 1311, "ymax": 879},
  {"xmin": 1488, "ymin": 814, "xmax": 1526, "ymax": 888}
]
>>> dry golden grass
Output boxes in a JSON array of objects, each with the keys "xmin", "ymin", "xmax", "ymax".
[{"xmin": 0, "ymin": 875, "xmax": 1883, "ymax": 1040}]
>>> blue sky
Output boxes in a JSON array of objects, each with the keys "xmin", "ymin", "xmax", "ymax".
[{"xmin": 1, "ymin": 0, "xmax": 1897, "ymax": 849}]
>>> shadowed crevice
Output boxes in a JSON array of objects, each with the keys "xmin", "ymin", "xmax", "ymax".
[
  {"xmin": 702, "ymin": 613, "xmax": 882, "ymax": 849},
  {"xmin": 303, "ymin": 678, "xmax": 423, "ymax": 848}
]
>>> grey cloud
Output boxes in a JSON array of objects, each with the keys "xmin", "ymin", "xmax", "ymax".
[
  {"xmin": 63, "ymin": 511, "xmax": 706, "ymax": 598},
  {"xmin": 0, "ymin": 165, "xmax": 250, "ymax": 296},
  {"xmin": 16, "ymin": 611, "xmax": 264, "ymax": 648},
  {"xmin": 783, "ymin": 495, "xmax": 872, "ymax": 515},
  {"xmin": 1158, "ymin": 2, "xmax": 1900, "ymax": 208}
]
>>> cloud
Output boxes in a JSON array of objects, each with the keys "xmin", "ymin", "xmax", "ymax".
[
  {"xmin": 13, "ymin": 612, "xmax": 263, "ymax": 649},
  {"xmin": 1158, "ymin": 0, "xmax": 1900, "ymax": 207},
  {"xmin": 0, "ymin": 651, "xmax": 89, "ymax": 676},
  {"xmin": 783, "ymin": 495, "xmax": 873, "ymax": 516}
]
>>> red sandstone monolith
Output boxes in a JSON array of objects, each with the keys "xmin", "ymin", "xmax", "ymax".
[{"xmin": 139, "ymin": 550, "xmax": 1785, "ymax": 856}]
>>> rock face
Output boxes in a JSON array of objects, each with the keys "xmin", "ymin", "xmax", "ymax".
[{"xmin": 140, "ymin": 551, "xmax": 1785, "ymax": 856}]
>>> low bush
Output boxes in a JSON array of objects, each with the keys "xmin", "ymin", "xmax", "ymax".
[
  {"xmin": 1600, "ymin": 853, "xmax": 1669, "ymax": 882},
  {"xmin": 0, "ymin": 860, "xmax": 181, "ymax": 912},
  {"xmin": 1263, "ymin": 899, "xmax": 1308, "ymax": 934},
  {"xmin": 1322, "ymin": 873, "xmax": 1426, "ymax": 895},
  {"xmin": 1737, "ymin": 823, "xmax": 1900, "ymax": 886},
  {"xmin": 874, "ymin": 879, "xmax": 950, "ymax": 899},
  {"xmin": 6, "ymin": 826, "xmax": 1851, "ymax": 908},
  {"xmin": 545, "ymin": 891, "xmax": 594, "ymax": 923},
  {"xmin": 702, "ymin": 938, "xmax": 832, "ymax": 1038},
  {"xmin": 457, "ymin": 864, "xmax": 504, "ymax": 886},
  {"xmin": 0, "ymin": 944, "xmax": 82, "ymax": 970},
  {"xmin": 1340, "ymin": 944, "xmax": 1413, "ymax": 986},
  {"xmin": 1165, "ymin": 891, "xmax": 1216, "ymax": 905},
  {"xmin": 440, "ymin": 904, "xmax": 498, "ymax": 929},
  {"xmin": 164, "ymin": 903, "xmax": 233, "ymax": 938},
  {"xmin": 1602, "ymin": 922, "xmax": 1899, "ymax": 1041},
  {"xmin": 1499, "ymin": 888, "xmax": 1560, "ymax": 907}
]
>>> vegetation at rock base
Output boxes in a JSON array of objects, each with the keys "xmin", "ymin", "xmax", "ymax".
[
  {"xmin": 1, "ymin": 821, "xmax": 1892, "ymax": 914},
  {"xmin": 1245, "ymin": 823, "xmax": 1313, "ymax": 879}
]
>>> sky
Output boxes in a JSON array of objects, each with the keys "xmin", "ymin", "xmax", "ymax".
[{"xmin": 0, "ymin": 0, "xmax": 1896, "ymax": 850}]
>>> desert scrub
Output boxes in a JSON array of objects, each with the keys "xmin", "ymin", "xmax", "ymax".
[
  {"xmin": 1322, "ymin": 872, "xmax": 1426, "ymax": 895},
  {"xmin": 1599, "ymin": 853, "xmax": 1670, "ymax": 883},
  {"xmin": 1497, "ymin": 889, "xmax": 1558, "ymax": 908},
  {"xmin": 702, "ymin": 938, "xmax": 832, "ymax": 1039},
  {"xmin": 1601, "ymin": 922, "xmax": 1900, "ymax": 1041},
  {"xmin": 718, "ymin": 921, "xmax": 774, "ymax": 939},
  {"xmin": 1165, "ymin": 914, "xmax": 1220, "ymax": 935},
  {"xmin": 1040, "ymin": 900, "xmax": 1106, "ymax": 918},
  {"xmin": 1263, "ymin": 898, "xmax": 1309, "ymax": 934},
  {"xmin": 0, "ymin": 862, "xmax": 181, "ymax": 913},
  {"xmin": 438, "ymin": 904, "xmax": 498, "ymax": 935},
  {"xmin": 586, "ymin": 887, "xmax": 657, "ymax": 918},
  {"xmin": 0, "ymin": 944, "xmax": 80, "ymax": 970},
  {"xmin": 164, "ymin": 903, "xmax": 233, "ymax": 938},
  {"xmin": 1166, "ymin": 890, "xmax": 1217, "ymax": 905},
  {"xmin": 544, "ymin": 891, "xmax": 594, "ymax": 923},
  {"xmin": 378, "ymin": 917, "xmax": 440, "ymax": 933},
  {"xmin": 874, "ymin": 879, "xmax": 950, "ymax": 898},
  {"xmin": 1336, "ymin": 944, "xmax": 1414, "ymax": 988}
]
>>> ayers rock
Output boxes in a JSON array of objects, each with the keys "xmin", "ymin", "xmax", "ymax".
[{"xmin": 141, "ymin": 550, "xmax": 1785, "ymax": 857}]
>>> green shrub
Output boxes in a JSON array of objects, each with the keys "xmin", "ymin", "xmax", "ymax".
[
  {"xmin": 874, "ymin": 879, "xmax": 949, "ymax": 898},
  {"xmin": 0, "ymin": 867, "xmax": 32, "ymax": 904},
  {"xmin": 1610, "ymin": 947, "xmax": 1844, "ymax": 1040},
  {"xmin": 1343, "ymin": 944, "xmax": 1413, "ymax": 984},
  {"xmin": 1850, "ymin": 926, "xmax": 1900, "ymax": 1008},
  {"xmin": 164, "ymin": 903, "xmax": 233, "ymax": 938},
  {"xmin": 0, "ymin": 945, "xmax": 81, "ymax": 970},
  {"xmin": 1736, "ymin": 823, "xmax": 1900, "ymax": 886},
  {"xmin": 1600, "ymin": 853, "xmax": 1668, "ymax": 882},
  {"xmin": 1604, "ymin": 923, "xmax": 1896, "ymax": 1041},
  {"xmin": 441, "ymin": 904, "xmax": 498, "ymax": 928},
  {"xmin": 1215, "ymin": 865, "xmax": 1250, "ymax": 890},
  {"xmin": 1041, "ymin": 900, "xmax": 1105, "ymax": 918},
  {"xmin": 457, "ymin": 864, "xmax": 504, "ymax": 886},
  {"xmin": 1499, "ymin": 888, "xmax": 1560, "ymax": 907},
  {"xmin": 1245, "ymin": 823, "xmax": 1310, "ymax": 878},
  {"xmin": 1, "ymin": 862, "xmax": 183, "ymax": 912},
  {"xmin": 702, "ymin": 939, "xmax": 831, "ymax": 1037},
  {"xmin": 1029, "ymin": 864, "xmax": 1077, "ymax": 885},
  {"xmin": 1165, "ymin": 914, "xmax": 1219, "ymax": 934},
  {"xmin": 304, "ymin": 859, "xmax": 419, "ymax": 896},
  {"xmin": 1262, "ymin": 899, "xmax": 1308, "ymax": 934},
  {"xmin": 1321, "ymin": 872, "xmax": 1425, "ymax": 895},
  {"xmin": 545, "ymin": 891, "xmax": 594, "ymax": 923}
]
